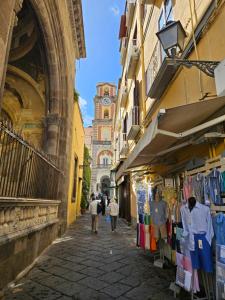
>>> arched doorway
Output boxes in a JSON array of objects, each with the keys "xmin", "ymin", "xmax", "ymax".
[
  {"xmin": 100, "ymin": 176, "xmax": 111, "ymax": 196},
  {"xmin": 0, "ymin": 0, "xmax": 78, "ymax": 233}
]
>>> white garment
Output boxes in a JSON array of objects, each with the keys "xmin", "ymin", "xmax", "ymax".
[
  {"xmin": 109, "ymin": 202, "xmax": 119, "ymax": 216},
  {"xmin": 89, "ymin": 200, "xmax": 99, "ymax": 215}
]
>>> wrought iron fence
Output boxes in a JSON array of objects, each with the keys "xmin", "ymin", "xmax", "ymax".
[{"xmin": 0, "ymin": 122, "xmax": 61, "ymax": 199}]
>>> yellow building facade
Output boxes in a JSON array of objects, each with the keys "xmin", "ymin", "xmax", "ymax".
[
  {"xmin": 67, "ymin": 100, "xmax": 85, "ymax": 225},
  {"xmin": 114, "ymin": 0, "xmax": 225, "ymax": 222}
]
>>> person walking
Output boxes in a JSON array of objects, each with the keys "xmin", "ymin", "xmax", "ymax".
[
  {"xmin": 89, "ymin": 195, "xmax": 99, "ymax": 234},
  {"xmin": 100, "ymin": 194, "xmax": 106, "ymax": 216},
  {"xmin": 108, "ymin": 197, "xmax": 119, "ymax": 232}
]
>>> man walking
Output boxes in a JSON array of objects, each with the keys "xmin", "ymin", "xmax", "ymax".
[
  {"xmin": 89, "ymin": 195, "xmax": 99, "ymax": 233},
  {"xmin": 108, "ymin": 197, "xmax": 119, "ymax": 232}
]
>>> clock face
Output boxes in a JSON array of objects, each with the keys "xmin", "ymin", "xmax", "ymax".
[{"xmin": 102, "ymin": 97, "xmax": 111, "ymax": 105}]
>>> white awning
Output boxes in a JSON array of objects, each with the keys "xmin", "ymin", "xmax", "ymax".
[{"xmin": 116, "ymin": 96, "xmax": 225, "ymax": 180}]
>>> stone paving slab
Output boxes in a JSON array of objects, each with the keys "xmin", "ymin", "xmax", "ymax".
[{"xmin": 4, "ymin": 214, "xmax": 189, "ymax": 300}]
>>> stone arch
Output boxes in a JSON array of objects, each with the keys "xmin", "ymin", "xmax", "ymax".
[
  {"xmin": 0, "ymin": 0, "xmax": 77, "ymax": 233},
  {"xmin": 28, "ymin": 1, "xmax": 71, "ymax": 156},
  {"xmin": 97, "ymin": 150, "xmax": 113, "ymax": 165}
]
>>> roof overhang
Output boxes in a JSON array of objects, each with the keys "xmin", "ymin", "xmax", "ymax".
[
  {"xmin": 116, "ymin": 96, "xmax": 225, "ymax": 180},
  {"xmin": 68, "ymin": 0, "xmax": 86, "ymax": 59}
]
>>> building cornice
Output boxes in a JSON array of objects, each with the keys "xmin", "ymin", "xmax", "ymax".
[{"xmin": 68, "ymin": 0, "xmax": 86, "ymax": 59}]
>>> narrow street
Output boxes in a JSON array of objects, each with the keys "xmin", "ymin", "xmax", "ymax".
[{"xmin": 5, "ymin": 214, "xmax": 178, "ymax": 300}]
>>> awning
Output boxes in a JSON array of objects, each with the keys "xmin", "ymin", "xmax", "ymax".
[{"xmin": 116, "ymin": 96, "xmax": 225, "ymax": 180}]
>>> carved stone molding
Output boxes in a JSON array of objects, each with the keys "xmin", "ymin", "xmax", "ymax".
[
  {"xmin": 0, "ymin": 198, "xmax": 60, "ymax": 245},
  {"xmin": 14, "ymin": 0, "xmax": 23, "ymax": 14}
]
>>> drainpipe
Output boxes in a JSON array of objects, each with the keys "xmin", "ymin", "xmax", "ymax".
[{"xmin": 138, "ymin": 0, "xmax": 146, "ymax": 123}]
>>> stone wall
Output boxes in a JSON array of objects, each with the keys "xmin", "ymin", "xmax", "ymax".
[{"xmin": 0, "ymin": 198, "xmax": 60, "ymax": 290}]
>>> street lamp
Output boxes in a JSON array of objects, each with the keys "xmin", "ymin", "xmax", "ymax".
[{"xmin": 156, "ymin": 21, "xmax": 220, "ymax": 77}]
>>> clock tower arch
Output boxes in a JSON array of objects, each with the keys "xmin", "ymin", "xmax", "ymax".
[{"xmin": 91, "ymin": 82, "xmax": 116, "ymax": 195}]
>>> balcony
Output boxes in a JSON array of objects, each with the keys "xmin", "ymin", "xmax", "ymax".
[
  {"xmin": 127, "ymin": 106, "xmax": 140, "ymax": 140},
  {"xmin": 142, "ymin": 0, "xmax": 154, "ymax": 4},
  {"xmin": 146, "ymin": 41, "xmax": 178, "ymax": 99},
  {"xmin": 120, "ymin": 133, "xmax": 129, "ymax": 160},
  {"xmin": 127, "ymin": 39, "xmax": 139, "ymax": 79},
  {"xmin": 120, "ymin": 37, "xmax": 128, "ymax": 66},
  {"xmin": 120, "ymin": 86, "xmax": 128, "ymax": 108},
  {"xmin": 96, "ymin": 164, "xmax": 112, "ymax": 169},
  {"xmin": 126, "ymin": 0, "xmax": 136, "ymax": 31}
]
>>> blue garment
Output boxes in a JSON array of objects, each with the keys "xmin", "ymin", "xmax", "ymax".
[
  {"xmin": 190, "ymin": 233, "xmax": 213, "ymax": 273},
  {"xmin": 180, "ymin": 202, "xmax": 214, "ymax": 251},
  {"xmin": 192, "ymin": 173, "xmax": 205, "ymax": 204},
  {"xmin": 150, "ymin": 200, "xmax": 167, "ymax": 226},
  {"xmin": 206, "ymin": 169, "xmax": 223, "ymax": 205},
  {"xmin": 139, "ymin": 214, "xmax": 144, "ymax": 224},
  {"xmin": 217, "ymin": 244, "xmax": 225, "ymax": 264},
  {"xmin": 213, "ymin": 213, "xmax": 225, "ymax": 245}
]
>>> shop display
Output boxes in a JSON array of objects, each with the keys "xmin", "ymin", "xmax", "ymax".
[
  {"xmin": 134, "ymin": 159, "xmax": 225, "ymax": 298},
  {"xmin": 150, "ymin": 190, "xmax": 168, "ymax": 240}
]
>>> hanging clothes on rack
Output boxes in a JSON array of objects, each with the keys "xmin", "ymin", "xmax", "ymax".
[
  {"xmin": 206, "ymin": 168, "xmax": 223, "ymax": 205},
  {"xmin": 181, "ymin": 201, "xmax": 214, "ymax": 272},
  {"xmin": 213, "ymin": 212, "xmax": 225, "ymax": 246}
]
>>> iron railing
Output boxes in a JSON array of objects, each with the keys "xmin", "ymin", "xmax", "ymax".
[{"xmin": 0, "ymin": 122, "xmax": 61, "ymax": 199}]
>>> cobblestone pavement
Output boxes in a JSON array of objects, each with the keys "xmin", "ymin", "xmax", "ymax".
[{"xmin": 5, "ymin": 214, "xmax": 183, "ymax": 300}]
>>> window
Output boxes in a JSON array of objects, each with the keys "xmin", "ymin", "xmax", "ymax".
[
  {"xmin": 158, "ymin": 0, "xmax": 173, "ymax": 61},
  {"xmin": 104, "ymin": 87, "xmax": 109, "ymax": 96},
  {"xmin": 72, "ymin": 157, "xmax": 78, "ymax": 202},
  {"xmin": 104, "ymin": 109, "xmax": 109, "ymax": 119},
  {"xmin": 103, "ymin": 157, "xmax": 109, "ymax": 166},
  {"xmin": 165, "ymin": 0, "xmax": 173, "ymax": 23}
]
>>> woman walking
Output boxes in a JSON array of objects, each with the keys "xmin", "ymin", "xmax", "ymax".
[{"xmin": 108, "ymin": 197, "xmax": 119, "ymax": 232}]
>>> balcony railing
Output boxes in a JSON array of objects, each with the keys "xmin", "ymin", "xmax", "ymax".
[
  {"xmin": 96, "ymin": 164, "xmax": 112, "ymax": 169},
  {"xmin": 146, "ymin": 41, "xmax": 163, "ymax": 96},
  {"xmin": 120, "ymin": 133, "xmax": 129, "ymax": 159},
  {"xmin": 127, "ymin": 39, "xmax": 139, "ymax": 79},
  {"xmin": 127, "ymin": 106, "xmax": 140, "ymax": 140},
  {"xmin": 0, "ymin": 122, "xmax": 61, "ymax": 200}
]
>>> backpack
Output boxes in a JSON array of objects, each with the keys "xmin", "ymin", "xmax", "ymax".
[{"xmin": 97, "ymin": 202, "xmax": 102, "ymax": 214}]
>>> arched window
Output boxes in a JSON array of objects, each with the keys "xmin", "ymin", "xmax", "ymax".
[
  {"xmin": 104, "ymin": 109, "xmax": 109, "ymax": 119},
  {"xmin": 103, "ymin": 157, "xmax": 108, "ymax": 165}
]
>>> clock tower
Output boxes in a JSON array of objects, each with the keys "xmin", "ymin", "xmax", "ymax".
[{"xmin": 91, "ymin": 82, "xmax": 116, "ymax": 196}]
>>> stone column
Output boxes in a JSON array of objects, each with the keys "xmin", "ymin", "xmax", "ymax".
[
  {"xmin": 0, "ymin": 0, "xmax": 23, "ymax": 106},
  {"xmin": 44, "ymin": 113, "xmax": 61, "ymax": 161}
]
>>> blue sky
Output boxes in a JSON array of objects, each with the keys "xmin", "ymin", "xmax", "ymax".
[{"xmin": 76, "ymin": 0, "xmax": 125, "ymax": 127}]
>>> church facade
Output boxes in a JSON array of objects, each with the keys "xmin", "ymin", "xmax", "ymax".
[{"xmin": 91, "ymin": 83, "xmax": 116, "ymax": 196}]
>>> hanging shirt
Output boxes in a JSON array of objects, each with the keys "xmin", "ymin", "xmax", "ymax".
[
  {"xmin": 183, "ymin": 176, "xmax": 193, "ymax": 202},
  {"xmin": 206, "ymin": 168, "xmax": 223, "ymax": 205},
  {"xmin": 150, "ymin": 200, "xmax": 167, "ymax": 226},
  {"xmin": 180, "ymin": 202, "xmax": 214, "ymax": 251},
  {"xmin": 213, "ymin": 213, "xmax": 225, "ymax": 245},
  {"xmin": 192, "ymin": 173, "xmax": 205, "ymax": 204}
]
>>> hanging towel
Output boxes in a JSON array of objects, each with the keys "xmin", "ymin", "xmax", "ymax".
[
  {"xmin": 140, "ymin": 224, "xmax": 145, "ymax": 249},
  {"xmin": 144, "ymin": 214, "xmax": 151, "ymax": 225},
  {"xmin": 136, "ymin": 223, "xmax": 140, "ymax": 247},
  {"xmin": 145, "ymin": 232, "xmax": 150, "ymax": 250},
  {"xmin": 150, "ymin": 225, "xmax": 157, "ymax": 252}
]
